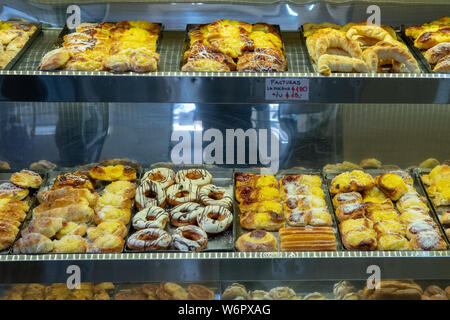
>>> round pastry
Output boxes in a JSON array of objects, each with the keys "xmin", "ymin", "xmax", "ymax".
[
  {"xmin": 248, "ymin": 290, "xmax": 272, "ymax": 300},
  {"xmin": 172, "ymin": 225, "xmax": 208, "ymax": 252},
  {"xmin": 197, "ymin": 205, "xmax": 233, "ymax": 234},
  {"xmin": 175, "ymin": 169, "xmax": 212, "ymax": 187},
  {"xmin": 157, "ymin": 282, "xmax": 189, "ymax": 300},
  {"xmin": 142, "ymin": 168, "xmax": 175, "ymax": 189},
  {"xmin": 268, "ymin": 287, "xmax": 297, "ymax": 300},
  {"xmin": 166, "ymin": 183, "xmax": 198, "ymax": 206},
  {"xmin": 187, "ymin": 284, "xmax": 214, "ymax": 300},
  {"xmin": 94, "ymin": 206, "xmax": 131, "ymax": 225},
  {"xmin": 127, "ymin": 228, "xmax": 172, "ymax": 251},
  {"xmin": 87, "ymin": 221, "xmax": 127, "ymax": 241},
  {"xmin": 303, "ymin": 292, "xmax": 326, "ymax": 300},
  {"xmin": 235, "ymin": 230, "xmax": 277, "ymax": 252},
  {"xmin": 332, "ymin": 192, "xmax": 362, "ymax": 207},
  {"xmin": 169, "ymin": 202, "xmax": 202, "ymax": 227},
  {"xmin": 409, "ymin": 230, "xmax": 447, "ymax": 250},
  {"xmin": 406, "ymin": 218, "xmax": 439, "ymax": 240},
  {"xmin": 423, "ymin": 285, "xmax": 448, "ymax": 300},
  {"xmin": 114, "ymin": 289, "xmax": 148, "ymax": 300},
  {"xmin": 103, "ymin": 181, "xmax": 136, "ymax": 199},
  {"xmin": 199, "ymin": 184, "xmax": 232, "ymax": 209},
  {"xmin": 135, "ymin": 180, "xmax": 166, "ymax": 210},
  {"xmin": 52, "ymin": 235, "xmax": 88, "ymax": 253},
  {"xmin": 221, "ymin": 283, "xmax": 248, "ymax": 300},
  {"xmin": 0, "ymin": 182, "xmax": 29, "ymax": 201},
  {"xmin": 13, "ymin": 233, "xmax": 53, "ymax": 253},
  {"xmin": 87, "ymin": 234, "xmax": 125, "ymax": 253},
  {"xmin": 132, "ymin": 206, "xmax": 169, "ymax": 230},
  {"xmin": 10, "ymin": 170, "xmax": 43, "ymax": 189}
]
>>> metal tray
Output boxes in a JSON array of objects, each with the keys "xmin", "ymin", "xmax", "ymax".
[
  {"xmin": 180, "ymin": 23, "xmax": 288, "ymax": 72},
  {"xmin": 400, "ymin": 26, "xmax": 434, "ymax": 73},
  {"xmin": 233, "ymin": 168, "xmax": 343, "ymax": 252},
  {"xmin": 11, "ymin": 168, "xmax": 141, "ymax": 254},
  {"xmin": 39, "ymin": 22, "xmax": 163, "ymax": 73},
  {"xmin": 324, "ymin": 169, "xmax": 449, "ymax": 251},
  {"xmin": 0, "ymin": 171, "xmax": 47, "ymax": 254},
  {"xmin": 300, "ymin": 27, "xmax": 427, "ymax": 74},
  {"xmin": 415, "ymin": 168, "xmax": 450, "ymax": 243},
  {"xmin": 1, "ymin": 21, "xmax": 42, "ymax": 70},
  {"xmin": 125, "ymin": 167, "xmax": 235, "ymax": 253}
]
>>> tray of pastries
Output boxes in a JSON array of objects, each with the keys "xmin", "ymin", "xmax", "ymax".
[
  {"xmin": 114, "ymin": 282, "xmax": 216, "ymax": 300},
  {"xmin": 11, "ymin": 164, "xmax": 139, "ymax": 254},
  {"xmin": 326, "ymin": 169, "xmax": 448, "ymax": 251},
  {"xmin": 181, "ymin": 19, "xmax": 287, "ymax": 72},
  {"xmin": 404, "ymin": 16, "xmax": 450, "ymax": 73},
  {"xmin": 0, "ymin": 20, "xmax": 41, "ymax": 70},
  {"xmin": 416, "ymin": 165, "xmax": 450, "ymax": 241},
  {"xmin": 0, "ymin": 170, "xmax": 46, "ymax": 253},
  {"xmin": 234, "ymin": 170, "xmax": 341, "ymax": 252},
  {"xmin": 39, "ymin": 21, "xmax": 161, "ymax": 73},
  {"xmin": 301, "ymin": 22, "xmax": 422, "ymax": 75},
  {"xmin": 125, "ymin": 166, "xmax": 235, "ymax": 252}
]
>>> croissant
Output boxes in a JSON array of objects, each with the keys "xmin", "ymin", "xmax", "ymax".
[
  {"xmin": 346, "ymin": 25, "xmax": 396, "ymax": 47},
  {"xmin": 314, "ymin": 28, "xmax": 362, "ymax": 61},
  {"xmin": 434, "ymin": 55, "xmax": 450, "ymax": 72},
  {"xmin": 362, "ymin": 41, "xmax": 420, "ymax": 73},
  {"xmin": 33, "ymin": 204, "xmax": 94, "ymax": 224},
  {"xmin": 318, "ymin": 54, "xmax": 369, "ymax": 75},
  {"xmin": 21, "ymin": 217, "xmax": 64, "ymax": 238},
  {"xmin": 39, "ymin": 48, "xmax": 72, "ymax": 70}
]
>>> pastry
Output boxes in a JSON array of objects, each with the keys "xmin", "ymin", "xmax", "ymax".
[
  {"xmin": 55, "ymin": 222, "xmax": 87, "ymax": 239},
  {"xmin": 235, "ymin": 230, "xmax": 277, "ymax": 252},
  {"xmin": 52, "ymin": 171, "xmax": 95, "ymax": 190},
  {"xmin": 346, "ymin": 25, "xmax": 396, "ymax": 46},
  {"xmin": 172, "ymin": 225, "xmax": 208, "ymax": 252},
  {"xmin": 286, "ymin": 208, "xmax": 332, "ymax": 227},
  {"xmin": 333, "ymin": 281, "xmax": 356, "ymax": 300},
  {"xmin": 37, "ymin": 187, "xmax": 98, "ymax": 207},
  {"xmin": 157, "ymin": 283, "xmax": 189, "ymax": 300},
  {"xmin": 366, "ymin": 209, "xmax": 399, "ymax": 223},
  {"xmin": 376, "ymin": 173, "xmax": 408, "ymax": 201},
  {"xmin": 340, "ymin": 218, "xmax": 374, "ymax": 235},
  {"xmin": 187, "ymin": 284, "xmax": 214, "ymax": 300},
  {"xmin": 21, "ymin": 217, "xmax": 64, "ymax": 238},
  {"xmin": 175, "ymin": 169, "xmax": 212, "ymax": 187},
  {"xmin": 248, "ymin": 290, "xmax": 272, "ymax": 300},
  {"xmin": 33, "ymin": 203, "xmax": 94, "ymax": 224},
  {"xmin": 362, "ymin": 186, "xmax": 389, "ymax": 203},
  {"xmin": 279, "ymin": 226, "xmax": 337, "ymax": 251},
  {"xmin": 103, "ymin": 181, "xmax": 136, "ymax": 199},
  {"xmin": 96, "ymin": 192, "xmax": 132, "ymax": 211},
  {"xmin": 409, "ymin": 230, "xmax": 447, "ymax": 250},
  {"xmin": 0, "ymin": 21, "xmax": 37, "ymax": 69},
  {"xmin": 236, "ymin": 47, "xmax": 287, "ymax": 72},
  {"xmin": 377, "ymin": 233, "xmax": 409, "ymax": 250},
  {"xmin": 332, "ymin": 192, "xmax": 363, "ymax": 207},
  {"xmin": 419, "ymin": 158, "xmax": 440, "ymax": 169},
  {"xmin": 87, "ymin": 221, "xmax": 127, "ymax": 241},
  {"xmin": 422, "ymin": 165, "xmax": 450, "ymax": 206},
  {"xmin": 197, "ymin": 205, "xmax": 233, "ymax": 234},
  {"xmin": 235, "ymin": 173, "xmax": 278, "ymax": 188},
  {"xmin": 0, "ymin": 220, "xmax": 19, "ymax": 250},
  {"xmin": 399, "ymin": 208, "xmax": 430, "ymax": 225},
  {"xmin": 87, "ymin": 234, "xmax": 124, "ymax": 253},
  {"xmin": 199, "ymin": 184, "xmax": 232, "ymax": 209},
  {"xmin": 29, "ymin": 160, "xmax": 57, "ymax": 171},
  {"xmin": 422, "ymin": 285, "xmax": 448, "ymax": 300},
  {"xmin": 13, "ymin": 233, "xmax": 53, "ymax": 253},
  {"xmin": 239, "ymin": 200, "xmax": 282, "ymax": 214},
  {"xmin": 240, "ymin": 210, "xmax": 285, "ymax": 231},
  {"xmin": 360, "ymin": 158, "xmax": 382, "ymax": 169},
  {"xmin": 169, "ymin": 202, "xmax": 203, "ymax": 227},
  {"xmin": 405, "ymin": 218, "xmax": 439, "ymax": 240},
  {"xmin": 373, "ymin": 220, "xmax": 406, "ymax": 236},
  {"xmin": 396, "ymin": 192, "xmax": 428, "ymax": 213},
  {"xmin": 10, "ymin": 170, "xmax": 42, "ymax": 189},
  {"xmin": 330, "ymin": 170, "xmax": 375, "ymax": 194},
  {"xmin": 365, "ymin": 199, "xmax": 395, "ymax": 214},
  {"xmin": 94, "ymin": 205, "xmax": 131, "ymax": 225},
  {"xmin": 114, "ymin": 288, "xmax": 148, "ymax": 300},
  {"xmin": 127, "ymin": 228, "xmax": 172, "ymax": 251},
  {"xmin": 52, "ymin": 235, "xmax": 87, "ymax": 253},
  {"xmin": 135, "ymin": 180, "xmax": 166, "ymax": 210},
  {"xmin": 318, "ymin": 54, "xmax": 369, "ymax": 75},
  {"xmin": 342, "ymin": 228, "xmax": 377, "ymax": 250},
  {"xmin": 441, "ymin": 210, "xmax": 450, "ymax": 226},
  {"xmin": 433, "ymin": 55, "xmax": 450, "ymax": 72},
  {"xmin": 360, "ymin": 280, "xmax": 423, "ymax": 300},
  {"xmin": 166, "ymin": 183, "xmax": 199, "ymax": 206},
  {"xmin": 268, "ymin": 287, "xmax": 297, "ymax": 300},
  {"xmin": 132, "ymin": 206, "xmax": 169, "ymax": 230},
  {"xmin": 141, "ymin": 168, "xmax": 175, "ymax": 189},
  {"xmin": 303, "ymin": 292, "xmax": 326, "ymax": 300},
  {"xmin": 89, "ymin": 165, "xmax": 136, "ymax": 181},
  {"xmin": 97, "ymin": 158, "xmax": 142, "ymax": 170},
  {"xmin": 0, "ymin": 182, "xmax": 29, "ymax": 201},
  {"xmin": 221, "ymin": 283, "xmax": 248, "ymax": 300},
  {"xmin": 335, "ymin": 202, "xmax": 366, "ymax": 222},
  {"xmin": 0, "ymin": 161, "xmax": 10, "ymax": 171},
  {"xmin": 280, "ymin": 174, "xmax": 322, "ymax": 197}
]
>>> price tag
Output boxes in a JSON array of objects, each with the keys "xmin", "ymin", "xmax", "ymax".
[{"xmin": 265, "ymin": 78, "xmax": 309, "ymax": 101}]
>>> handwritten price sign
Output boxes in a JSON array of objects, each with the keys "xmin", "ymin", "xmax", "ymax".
[{"xmin": 265, "ymin": 78, "xmax": 309, "ymax": 101}]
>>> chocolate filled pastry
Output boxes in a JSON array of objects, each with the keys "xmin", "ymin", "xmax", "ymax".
[
  {"xmin": 89, "ymin": 165, "xmax": 136, "ymax": 182},
  {"xmin": 132, "ymin": 206, "xmax": 169, "ymax": 230},
  {"xmin": 332, "ymin": 192, "xmax": 362, "ymax": 207},
  {"xmin": 335, "ymin": 202, "xmax": 366, "ymax": 222},
  {"xmin": 221, "ymin": 283, "xmax": 248, "ymax": 300},
  {"xmin": 142, "ymin": 168, "xmax": 175, "ymax": 189},
  {"xmin": 376, "ymin": 173, "xmax": 408, "ymax": 201},
  {"xmin": 87, "ymin": 234, "xmax": 124, "ymax": 253},
  {"xmin": 166, "ymin": 183, "xmax": 199, "ymax": 206},
  {"xmin": 169, "ymin": 202, "xmax": 202, "ymax": 227},
  {"xmin": 175, "ymin": 169, "xmax": 212, "ymax": 187},
  {"xmin": 0, "ymin": 182, "xmax": 29, "ymax": 201},
  {"xmin": 240, "ymin": 210, "xmax": 285, "ymax": 231},
  {"xmin": 360, "ymin": 280, "xmax": 423, "ymax": 300},
  {"xmin": 52, "ymin": 171, "xmax": 95, "ymax": 190},
  {"xmin": 235, "ymin": 229, "xmax": 277, "ymax": 252},
  {"xmin": 10, "ymin": 170, "xmax": 42, "ymax": 189},
  {"xmin": 197, "ymin": 205, "xmax": 233, "ymax": 234},
  {"xmin": 13, "ymin": 233, "xmax": 53, "ymax": 253},
  {"xmin": 136, "ymin": 180, "xmax": 166, "ymax": 210},
  {"xmin": 172, "ymin": 225, "xmax": 208, "ymax": 252},
  {"xmin": 199, "ymin": 184, "xmax": 232, "ymax": 209},
  {"xmin": 235, "ymin": 173, "xmax": 278, "ymax": 188},
  {"xmin": 330, "ymin": 170, "xmax": 375, "ymax": 194},
  {"xmin": 187, "ymin": 284, "xmax": 214, "ymax": 300},
  {"xmin": 127, "ymin": 228, "xmax": 172, "ymax": 251},
  {"xmin": 409, "ymin": 230, "xmax": 447, "ymax": 250}
]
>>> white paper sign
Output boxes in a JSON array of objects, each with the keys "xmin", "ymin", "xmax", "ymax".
[{"xmin": 265, "ymin": 78, "xmax": 309, "ymax": 101}]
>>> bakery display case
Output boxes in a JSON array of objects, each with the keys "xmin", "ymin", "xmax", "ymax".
[{"xmin": 0, "ymin": 0, "xmax": 449, "ymax": 299}]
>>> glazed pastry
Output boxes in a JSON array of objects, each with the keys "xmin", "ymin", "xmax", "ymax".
[
  {"xmin": 286, "ymin": 208, "xmax": 332, "ymax": 227},
  {"xmin": 169, "ymin": 202, "xmax": 203, "ymax": 227},
  {"xmin": 0, "ymin": 182, "xmax": 29, "ymax": 201},
  {"xmin": 103, "ymin": 181, "xmax": 136, "ymax": 199},
  {"xmin": 376, "ymin": 173, "xmax": 408, "ymax": 201},
  {"xmin": 240, "ymin": 210, "xmax": 285, "ymax": 231},
  {"xmin": 127, "ymin": 228, "xmax": 172, "ymax": 251},
  {"xmin": 377, "ymin": 233, "xmax": 409, "ymax": 250},
  {"xmin": 441, "ymin": 210, "xmax": 450, "ymax": 226},
  {"xmin": 94, "ymin": 205, "xmax": 131, "ymax": 225},
  {"xmin": 199, "ymin": 184, "xmax": 232, "ymax": 209},
  {"xmin": 373, "ymin": 220, "xmax": 406, "ymax": 236},
  {"xmin": 197, "ymin": 205, "xmax": 233, "ymax": 234},
  {"xmin": 98, "ymin": 158, "xmax": 142, "ymax": 170},
  {"xmin": 268, "ymin": 287, "xmax": 297, "ymax": 300},
  {"xmin": 96, "ymin": 192, "xmax": 132, "ymax": 210},
  {"xmin": 409, "ymin": 230, "xmax": 447, "ymax": 250},
  {"xmin": 13, "ymin": 233, "xmax": 53, "ymax": 253},
  {"xmin": 141, "ymin": 168, "xmax": 175, "ymax": 189},
  {"xmin": 279, "ymin": 174, "xmax": 322, "ymax": 195},
  {"xmin": 21, "ymin": 217, "xmax": 64, "ymax": 238},
  {"xmin": 52, "ymin": 235, "xmax": 87, "ymax": 253},
  {"xmin": 424, "ymin": 41, "xmax": 450, "ymax": 64},
  {"xmin": 340, "ymin": 218, "xmax": 374, "ymax": 235},
  {"xmin": 366, "ymin": 209, "xmax": 399, "ymax": 223},
  {"xmin": 342, "ymin": 228, "xmax": 377, "ymax": 250},
  {"xmin": 399, "ymin": 208, "xmax": 430, "ymax": 225},
  {"xmin": 235, "ymin": 186, "xmax": 280, "ymax": 203},
  {"xmin": 405, "ymin": 219, "xmax": 439, "ymax": 240},
  {"xmin": 330, "ymin": 170, "xmax": 375, "ymax": 194},
  {"xmin": 332, "ymin": 192, "xmax": 362, "ymax": 207},
  {"xmin": 132, "ymin": 206, "xmax": 169, "ymax": 230},
  {"xmin": 10, "ymin": 170, "xmax": 42, "ymax": 189},
  {"xmin": 335, "ymin": 202, "xmax": 366, "ymax": 222},
  {"xmin": 237, "ymin": 47, "xmax": 287, "ymax": 72},
  {"xmin": 422, "ymin": 285, "xmax": 448, "ymax": 300},
  {"xmin": 33, "ymin": 203, "xmax": 94, "ymax": 224},
  {"xmin": 166, "ymin": 183, "xmax": 199, "ymax": 206},
  {"xmin": 364, "ymin": 199, "xmax": 395, "ymax": 214},
  {"xmin": 87, "ymin": 234, "xmax": 125, "ymax": 253},
  {"xmin": 87, "ymin": 221, "xmax": 127, "ymax": 241},
  {"xmin": 38, "ymin": 187, "xmax": 98, "ymax": 207},
  {"xmin": 175, "ymin": 169, "xmax": 212, "ymax": 187},
  {"xmin": 248, "ymin": 290, "xmax": 272, "ymax": 300},
  {"xmin": 284, "ymin": 195, "xmax": 326, "ymax": 212},
  {"xmin": 0, "ymin": 221, "xmax": 19, "ymax": 250},
  {"xmin": 360, "ymin": 280, "xmax": 423, "ymax": 300},
  {"xmin": 279, "ymin": 226, "xmax": 337, "ymax": 251},
  {"xmin": 362, "ymin": 186, "xmax": 389, "ymax": 203},
  {"xmin": 89, "ymin": 165, "xmax": 136, "ymax": 181},
  {"xmin": 422, "ymin": 165, "xmax": 450, "ymax": 206},
  {"xmin": 157, "ymin": 283, "xmax": 189, "ymax": 300},
  {"xmin": 235, "ymin": 173, "xmax": 278, "ymax": 188},
  {"xmin": 389, "ymin": 170, "xmax": 414, "ymax": 186},
  {"xmin": 396, "ymin": 192, "xmax": 428, "ymax": 213},
  {"xmin": 239, "ymin": 200, "xmax": 282, "ymax": 214},
  {"xmin": 55, "ymin": 222, "xmax": 87, "ymax": 239},
  {"xmin": 187, "ymin": 285, "xmax": 214, "ymax": 300},
  {"xmin": 235, "ymin": 230, "xmax": 277, "ymax": 252},
  {"xmin": 52, "ymin": 171, "xmax": 95, "ymax": 190},
  {"xmin": 172, "ymin": 225, "xmax": 208, "ymax": 252},
  {"xmin": 221, "ymin": 283, "xmax": 248, "ymax": 300},
  {"xmin": 135, "ymin": 180, "xmax": 166, "ymax": 210}
]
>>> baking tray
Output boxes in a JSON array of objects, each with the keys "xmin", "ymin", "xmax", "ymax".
[
  {"xmin": 400, "ymin": 26, "xmax": 435, "ymax": 73},
  {"xmin": 415, "ymin": 168, "xmax": 450, "ymax": 243},
  {"xmin": 125, "ymin": 167, "xmax": 235, "ymax": 253},
  {"xmin": 324, "ymin": 169, "xmax": 449, "ymax": 251},
  {"xmin": 1, "ymin": 21, "xmax": 42, "ymax": 70},
  {"xmin": 233, "ymin": 168, "xmax": 343, "ymax": 252},
  {"xmin": 40, "ymin": 22, "xmax": 163, "ymax": 73},
  {"xmin": 0, "ymin": 171, "xmax": 47, "ymax": 254},
  {"xmin": 180, "ymin": 23, "xmax": 288, "ymax": 72},
  {"xmin": 300, "ymin": 26, "xmax": 426, "ymax": 74},
  {"xmin": 11, "ymin": 168, "xmax": 141, "ymax": 254}
]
